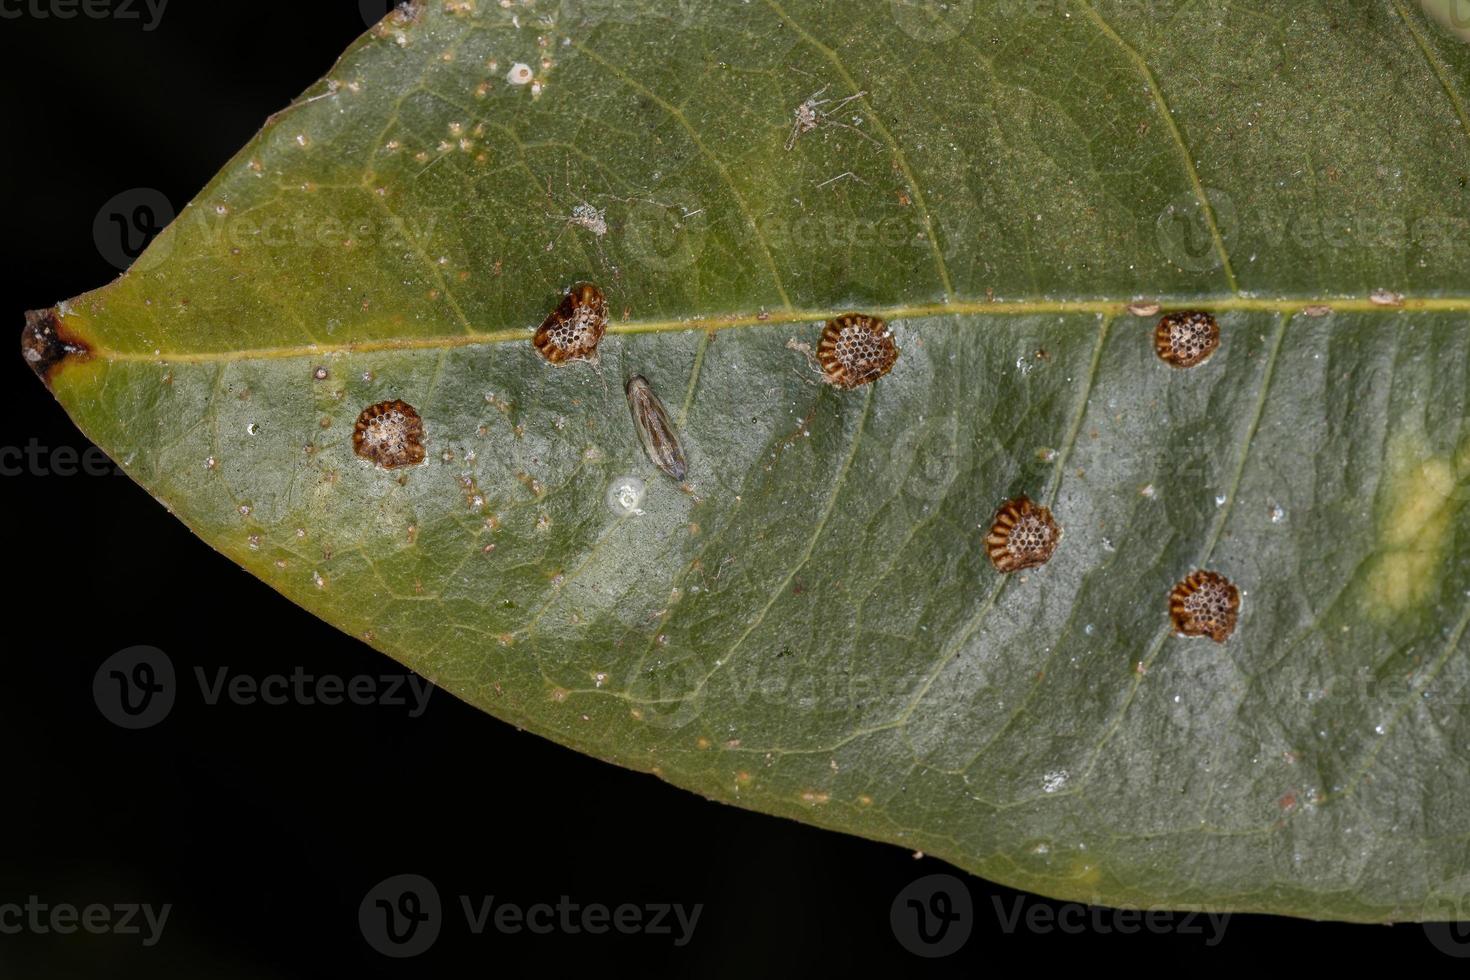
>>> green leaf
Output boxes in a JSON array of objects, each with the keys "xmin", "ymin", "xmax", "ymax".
[{"xmin": 25, "ymin": 0, "xmax": 1470, "ymax": 922}]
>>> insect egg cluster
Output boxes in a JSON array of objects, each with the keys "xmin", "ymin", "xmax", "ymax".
[
  {"xmin": 986, "ymin": 496, "xmax": 1061, "ymax": 573},
  {"xmin": 1169, "ymin": 570, "xmax": 1240, "ymax": 643},
  {"xmin": 353, "ymin": 399, "xmax": 426, "ymax": 469},
  {"xmin": 524, "ymin": 287, "xmax": 1251, "ymax": 642},
  {"xmin": 534, "ymin": 282, "xmax": 607, "ymax": 363},
  {"xmin": 818, "ymin": 313, "xmax": 899, "ymax": 389},
  {"xmin": 1154, "ymin": 311, "xmax": 1220, "ymax": 368}
]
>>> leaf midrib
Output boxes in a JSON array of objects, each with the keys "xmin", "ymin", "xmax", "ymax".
[{"xmin": 55, "ymin": 293, "xmax": 1470, "ymax": 364}]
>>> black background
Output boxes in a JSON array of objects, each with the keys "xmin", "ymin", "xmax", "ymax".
[{"xmin": 0, "ymin": 1, "xmax": 1463, "ymax": 975}]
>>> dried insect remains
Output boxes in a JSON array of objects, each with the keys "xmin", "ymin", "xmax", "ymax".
[
  {"xmin": 534, "ymin": 282, "xmax": 607, "ymax": 363},
  {"xmin": 785, "ymin": 85, "xmax": 875, "ymax": 151},
  {"xmin": 1169, "ymin": 570, "xmax": 1240, "ymax": 643},
  {"xmin": 817, "ymin": 314, "xmax": 898, "ymax": 389},
  {"xmin": 1154, "ymin": 311, "xmax": 1220, "ymax": 368},
  {"xmin": 985, "ymin": 496, "xmax": 1061, "ymax": 573},
  {"xmin": 626, "ymin": 375, "xmax": 688, "ymax": 481},
  {"xmin": 353, "ymin": 400, "xmax": 426, "ymax": 469}
]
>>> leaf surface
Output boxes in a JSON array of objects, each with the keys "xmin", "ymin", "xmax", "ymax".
[{"xmin": 27, "ymin": 0, "xmax": 1470, "ymax": 921}]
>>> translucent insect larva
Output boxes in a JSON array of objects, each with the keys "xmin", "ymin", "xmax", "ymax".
[{"xmin": 625, "ymin": 374, "xmax": 688, "ymax": 481}]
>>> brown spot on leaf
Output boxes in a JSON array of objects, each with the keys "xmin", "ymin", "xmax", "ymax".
[
  {"xmin": 534, "ymin": 282, "xmax": 607, "ymax": 364},
  {"xmin": 1154, "ymin": 311, "xmax": 1220, "ymax": 368},
  {"xmin": 20, "ymin": 308, "xmax": 91, "ymax": 387},
  {"xmin": 985, "ymin": 495, "xmax": 1061, "ymax": 573},
  {"xmin": 353, "ymin": 399, "xmax": 426, "ymax": 469},
  {"xmin": 1169, "ymin": 570, "xmax": 1240, "ymax": 643},
  {"xmin": 817, "ymin": 313, "xmax": 898, "ymax": 389}
]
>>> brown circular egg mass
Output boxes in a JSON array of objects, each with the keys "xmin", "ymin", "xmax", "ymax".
[
  {"xmin": 1154, "ymin": 311, "xmax": 1220, "ymax": 368},
  {"xmin": 353, "ymin": 399, "xmax": 426, "ymax": 469},
  {"xmin": 985, "ymin": 495, "xmax": 1061, "ymax": 573},
  {"xmin": 534, "ymin": 281, "xmax": 607, "ymax": 363},
  {"xmin": 818, "ymin": 313, "xmax": 898, "ymax": 389},
  {"xmin": 1169, "ymin": 570, "xmax": 1240, "ymax": 643}
]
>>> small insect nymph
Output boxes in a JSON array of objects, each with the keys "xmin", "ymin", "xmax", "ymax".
[
  {"xmin": 985, "ymin": 496, "xmax": 1061, "ymax": 573},
  {"xmin": 353, "ymin": 399, "xmax": 426, "ymax": 469},
  {"xmin": 534, "ymin": 282, "xmax": 607, "ymax": 363},
  {"xmin": 626, "ymin": 375, "xmax": 688, "ymax": 481},
  {"xmin": 1169, "ymin": 570, "xmax": 1240, "ymax": 643},
  {"xmin": 818, "ymin": 314, "xmax": 898, "ymax": 390},
  {"xmin": 1154, "ymin": 311, "xmax": 1220, "ymax": 368}
]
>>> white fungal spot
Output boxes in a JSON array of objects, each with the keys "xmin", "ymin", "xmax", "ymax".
[
  {"xmin": 1042, "ymin": 770, "xmax": 1069, "ymax": 794},
  {"xmin": 605, "ymin": 475, "xmax": 647, "ymax": 517},
  {"xmin": 506, "ymin": 62, "xmax": 533, "ymax": 85}
]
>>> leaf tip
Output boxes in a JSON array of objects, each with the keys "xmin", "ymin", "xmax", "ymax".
[{"xmin": 20, "ymin": 307, "xmax": 91, "ymax": 389}]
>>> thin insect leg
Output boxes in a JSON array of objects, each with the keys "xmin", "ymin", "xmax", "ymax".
[{"xmin": 825, "ymin": 120, "xmax": 880, "ymax": 147}]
